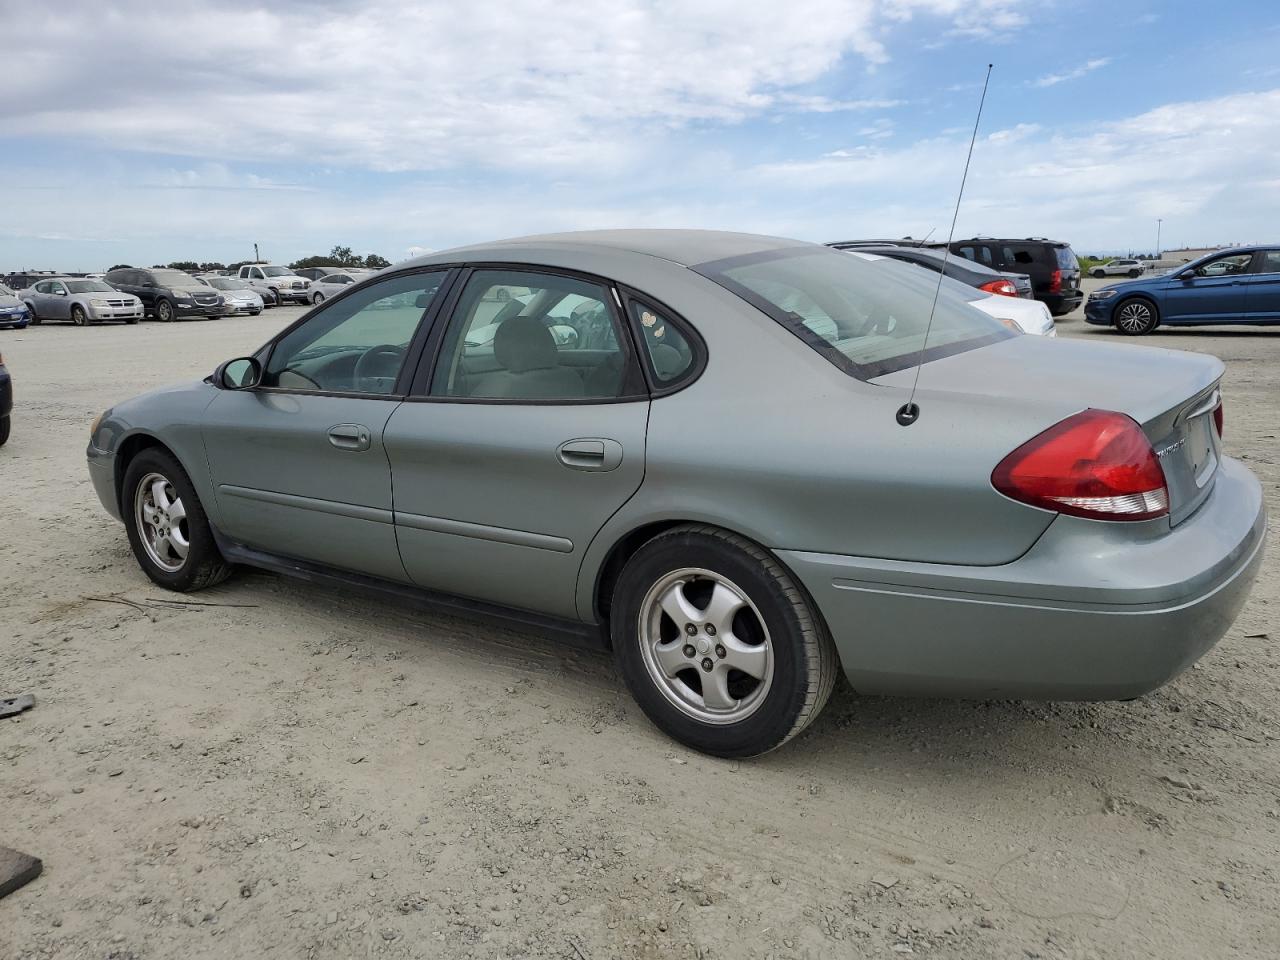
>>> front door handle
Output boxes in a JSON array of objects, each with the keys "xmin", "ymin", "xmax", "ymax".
[
  {"xmin": 557, "ymin": 438, "xmax": 623, "ymax": 472},
  {"xmin": 328, "ymin": 423, "xmax": 371, "ymax": 452}
]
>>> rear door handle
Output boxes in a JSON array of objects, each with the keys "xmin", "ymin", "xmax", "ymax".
[
  {"xmin": 557, "ymin": 438, "xmax": 623, "ymax": 472},
  {"xmin": 328, "ymin": 423, "xmax": 371, "ymax": 452}
]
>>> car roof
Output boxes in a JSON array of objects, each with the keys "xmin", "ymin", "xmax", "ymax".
[{"xmin": 400, "ymin": 229, "xmax": 812, "ymax": 271}]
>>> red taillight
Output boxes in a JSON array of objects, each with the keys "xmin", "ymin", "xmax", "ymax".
[
  {"xmin": 1047, "ymin": 269, "xmax": 1063, "ymax": 294},
  {"xmin": 992, "ymin": 410, "xmax": 1169, "ymax": 521},
  {"xmin": 1213, "ymin": 397, "xmax": 1224, "ymax": 439},
  {"xmin": 978, "ymin": 279, "xmax": 1019, "ymax": 297}
]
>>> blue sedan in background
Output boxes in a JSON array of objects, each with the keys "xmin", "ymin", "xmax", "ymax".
[
  {"xmin": 0, "ymin": 283, "xmax": 31, "ymax": 329},
  {"xmin": 1086, "ymin": 244, "xmax": 1280, "ymax": 335}
]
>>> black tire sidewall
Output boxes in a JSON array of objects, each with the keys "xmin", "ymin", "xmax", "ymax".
[
  {"xmin": 157, "ymin": 300, "xmax": 174, "ymax": 322},
  {"xmin": 613, "ymin": 531, "xmax": 817, "ymax": 758},
  {"xmin": 122, "ymin": 449, "xmax": 219, "ymax": 591},
  {"xmin": 0, "ymin": 415, "xmax": 10, "ymax": 446},
  {"xmin": 71, "ymin": 305, "xmax": 87, "ymax": 326}
]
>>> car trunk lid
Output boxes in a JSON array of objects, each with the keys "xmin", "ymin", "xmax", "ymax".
[{"xmin": 872, "ymin": 336, "xmax": 1223, "ymax": 525}]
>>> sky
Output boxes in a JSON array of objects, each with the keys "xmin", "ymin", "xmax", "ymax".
[{"xmin": 4, "ymin": 0, "xmax": 1278, "ymax": 271}]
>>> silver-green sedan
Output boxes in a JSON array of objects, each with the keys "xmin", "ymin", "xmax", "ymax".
[{"xmin": 86, "ymin": 231, "xmax": 1266, "ymax": 757}]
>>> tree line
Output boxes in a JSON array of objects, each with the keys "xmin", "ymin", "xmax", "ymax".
[{"xmin": 108, "ymin": 246, "xmax": 392, "ymax": 274}]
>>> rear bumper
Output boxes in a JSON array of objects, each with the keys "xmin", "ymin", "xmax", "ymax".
[
  {"xmin": 1042, "ymin": 291, "xmax": 1083, "ymax": 316},
  {"xmin": 779, "ymin": 456, "xmax": 1266, "ymax": 700}
]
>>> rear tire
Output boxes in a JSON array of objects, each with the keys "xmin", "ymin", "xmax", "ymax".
[
  {"xmin": 1092, "ymin": 268, "xmax": 1105, "ymax": 278},
  {"xmin": 122, "ymin": 448, "xmax": 232, "ymax": 592},
  {"xmin": 612, "ymin": 525, "xmax": 838, "ymax": 758},
  {"xmin": 1114, "ymin": 297, "xmax": 1158, "ymax": 335},
  {"xmin": 0, "ymin": 415, "xmax": 10, "ymax": 446},
  {"xmin": 25, "ymin": 303, "xmax": 40, "ymax": 325},
  {"xmin": 1128, "ymin": 269, "xmax": 1141, "ymax": 278}
]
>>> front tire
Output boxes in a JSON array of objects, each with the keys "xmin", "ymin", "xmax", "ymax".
[
  {"xmin": 122, "ymin": 448, "xmax": 232, "ymax": 591},
  {"xmin": 1114, "ymin": 297, "xmax": 1158, "ymax": 335},
  {"xmin": 155, "ymin": 299, "xmax": 175, "ymax": 322},
  {"xmin": 0, "ymin": 415, "xmax": 9, "ymax": 446},
  {"xmin": 71, "ymin": 304, "xmax": 88, "ymax": 326},
  {"xmin": 311, "ymin": 292, "xmax": 325, "ymax": 305},
  {"xmin": 612, "ymin": 525, "xmax": 838, "ymax": 758}
]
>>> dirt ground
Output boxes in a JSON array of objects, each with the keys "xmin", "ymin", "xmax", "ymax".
[{"xmin": 2, "ymin": 283, "xmax": 1277, "ymax": 960}]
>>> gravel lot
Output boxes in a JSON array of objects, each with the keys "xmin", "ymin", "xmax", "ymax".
[{"xmin": 2, "ymin": 281, "xmax": 1277, "ymax": 960}]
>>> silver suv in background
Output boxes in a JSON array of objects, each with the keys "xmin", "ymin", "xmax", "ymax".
[
  {"xmin": 237, "ymin": 264, "xmax": 311, "ymax": 304},
  {"xmin": 1091, "ymin": 258, "xmax": 1147, "ymax": 278}
]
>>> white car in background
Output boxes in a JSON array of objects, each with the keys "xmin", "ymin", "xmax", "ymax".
[
  {"xmin": 849, "ymin": 251, "xmax": 1056, "ymax": 336},
  {"xmin": 197, "ymin": 276, "xmax": 264, "ymax": 316},
  {"xmin": 1090, "ymin": 258, "xmax": 1147, "ymax": 278},
  {"xmin": 307, "ymin": 270, "xmax": 373, "ymax": 304},
  {"xmin": 236, "ymin": 264, "xmax": 312, "ymax": 304}
]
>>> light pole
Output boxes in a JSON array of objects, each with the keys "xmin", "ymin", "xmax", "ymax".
[{"xmin": 1155, "ymin": 219, "xmax": 1162, "ymax": 258}]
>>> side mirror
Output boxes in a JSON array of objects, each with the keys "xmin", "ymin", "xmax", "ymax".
[
  {"xmin": 56, "ymin": 289, "xmax": 68, "ymax": 296},
  {"xmin": 142, "ymin": 280, "xmax": 156, "ymax": 287},
  {"xmin": 1176, "ymin": 269, "xmax": 1196, "ymax": 280},
  {"xmin": 214, "ymin": 356, "xmax": 263, "ymax": 390}
]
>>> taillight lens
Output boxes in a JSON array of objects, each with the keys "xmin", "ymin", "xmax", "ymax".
[
  {"xmin": 1213, "ymin": 397, "xmax": 1224, "ymax": 439},
  {"xmin": 978, "ymin": 279, "xmax": 1019, "ymax": 297},
  {"xmin": 992, "ymin": 410, "xmax": 1169, "ymax": 521},
  {"xmin": 1047, "ymin": 269, "xmax": 1063, "ymax": 294}
]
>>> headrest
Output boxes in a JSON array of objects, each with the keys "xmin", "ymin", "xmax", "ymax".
[{"xmin": 493, "ymin": 315, "xmax": 560, "ymax": 373}]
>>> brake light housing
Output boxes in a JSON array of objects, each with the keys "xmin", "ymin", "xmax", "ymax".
[
  {"xmin": 1213, "ymin": 397, "xmax": 1224, "ymax": 439},
  {"xmin": 1047, "ymin": 269, "xmax": 1063, "ymax": 294},
  {"xmin": 978, "ymin": 278, "xmax": 1019, "ymax": 297},
  {"xmin": 992, "ymin": 410, "xmax": 1169, "ymax": 521}
]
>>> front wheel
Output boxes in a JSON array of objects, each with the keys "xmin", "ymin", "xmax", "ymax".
[
  {"xmin": 612, "ymin": 525, "xmax": 838, "ymax": 758},
  {"xmin": 71, "ymin": 304, "xmax": 88, "ymax": 326},
  {"xmin": 123, "ymin": 448, "xmax": 232, "ymax": 591},
  {"xmin": 1114, "ymin": 297, "xmax": 1158, "ymax": 335},
  {"xmin": 0, "ymin": 415, "xmax": 9, "ymax": 446},
  {"xmin": 155, "ymin": 299, "xmax": 175, "ymax": 322},
  {"xmin": 311, "ymin": 292, "xmax": 325, "ymax": 305}
]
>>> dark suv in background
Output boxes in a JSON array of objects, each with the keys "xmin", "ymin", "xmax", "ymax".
[
  {"xmin": 828, "ymin": 241, "xmax": 1034, "ymax": 299},
  {"xmin": 947, "ymin": 238, "xmax": 1081, "ymax": 315},
  {"xmin": 104, "ymin": 268, "xmax": 225, "ymax": 321}
]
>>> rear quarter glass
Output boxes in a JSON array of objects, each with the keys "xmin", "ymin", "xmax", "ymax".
[{"xmin": 1056, "ymin": 246, "xmax": 1079, "ymax": 270}]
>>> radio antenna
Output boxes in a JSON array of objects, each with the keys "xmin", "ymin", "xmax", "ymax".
[{"xmin": 896, "ymin": 63, "xmax": 993, "ymax": 428}]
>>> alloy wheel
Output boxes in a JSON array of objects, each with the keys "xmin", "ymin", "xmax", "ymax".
[
  {"xmin": 638, "ymin": 567, "xmax": 773, "ymax": 724},
  {"xmin": 1116, "ymin": 300, "xmax": 1154, "ymax": 334},
  {"xmin": 134, "ymin": 472, "xmax": 189, "ymax": 573}
]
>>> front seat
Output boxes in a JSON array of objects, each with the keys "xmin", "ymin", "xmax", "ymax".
[{"xmin": 471, "ymin": 315, "xmax": 584, "ymax": 399}]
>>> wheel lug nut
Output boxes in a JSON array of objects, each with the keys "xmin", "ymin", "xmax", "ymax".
[
  {"xmin": 715, "ymin": 644, "xmax": 726, "ymax": 659},
  {"xmin": 684, "ymin": 623, "xmax": 697, "ymax": 636},
  {"xmin": 682, "ymin": 644, "xmax": 696, "ymax": 658},
  {"xmin": 705, "ymin": 624, "xmax": 716, "ymax": 636},
  {"xmin": 701, "ymin": 658, "xmax": 713, "ymax": 672}
]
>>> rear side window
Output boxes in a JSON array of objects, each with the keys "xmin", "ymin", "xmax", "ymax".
[
  {"xmin": 1055, "ymin": 246, "xmax": 1078, "ymax": 270},
  {"xmin": 626, "ymin": 298, "xmax": 698, "ymax": 387},
  {"xmin": 696, "ymin": 247, "xmax": 1013, "ymax": 380},
  {"xmin": 1003, "ymin": 245, "xmax": 1037, "ymax": 266}
]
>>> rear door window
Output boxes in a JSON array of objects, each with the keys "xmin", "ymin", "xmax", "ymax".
[{"xmin": 1003, "ymin": 245, "xmax": 1038, "ymax": 267}]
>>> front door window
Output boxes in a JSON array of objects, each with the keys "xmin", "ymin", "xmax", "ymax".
[{"xmin": 263, "ymin": 271, "xmax": 447, "ymax": 395}]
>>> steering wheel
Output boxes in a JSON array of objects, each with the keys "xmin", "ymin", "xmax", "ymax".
[{"xmin": 353, "ymin": 343, "xmax": 405, "ymax": 393}]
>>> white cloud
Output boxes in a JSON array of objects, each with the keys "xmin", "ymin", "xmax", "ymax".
[
  {"xmin": 3, "ymin": 0, "xmax": 1001, "ymax": 175},
  {"xmin": 1033, "ymin": 57, "xmax": 1111, "ymax": 88}
]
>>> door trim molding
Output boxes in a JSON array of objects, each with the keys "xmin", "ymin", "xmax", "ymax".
[
  {"xmin": 394, "ymin": 511, "xmax": 573, "ymax": 553},
  {"xmin": 219, "ymin": 484, "xmax": 394, "ymax": 524}
]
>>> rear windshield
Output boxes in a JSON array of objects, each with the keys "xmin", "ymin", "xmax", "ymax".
[{"xmin": 695, "ymin": 247, "xmax": 1013, "ymax": 379}]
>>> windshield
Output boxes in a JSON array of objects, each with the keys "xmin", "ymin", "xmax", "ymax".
[
  {"xmin": 151, "ymin": 270, "xmax": 204, "ymax": 288},
  {"xmin": 696, "ymin": 247, "xmax": 1013, "ymax": 379},
  {"xmin": 261, "ymin": 266, "xmax": 292, "ymax": 277},
  {"xmin": 66, "ymin": 280, "xmax": 115, "ymax": 293},
  {"xmin": 0, "ymin": 284, "xmax": 13, "ymax": 296},
  {"xmin": 207, "ymin": 278, "xmax": 249, "ymax": 290}
]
